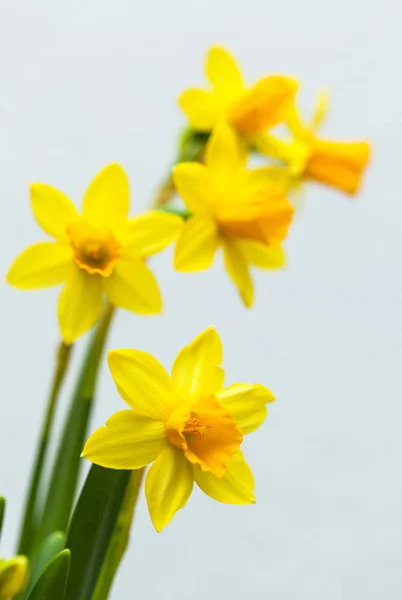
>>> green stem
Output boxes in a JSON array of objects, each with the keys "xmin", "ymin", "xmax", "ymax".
[
  {"xmin": 152, "ymin": 127, "xmax": 209, "ymax": 208},
  {"xmin": 17, "ymin": 342, "xmax": 72, "ymax": 556},
  {"xmin": 35, "ymin": 304, "xmax": 115, "ymax": 548}
]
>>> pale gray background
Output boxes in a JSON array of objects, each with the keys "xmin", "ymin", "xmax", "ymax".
[{"xmin": 0, "ymin": 1, "xmax": 400, "ymax": 598}]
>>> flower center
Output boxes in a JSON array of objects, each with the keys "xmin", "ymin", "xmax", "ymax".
[
  {"xmin": 67, "ymin": 221, "xmax": 122, "ymax": 277},
  {"xmin": 166, "ymin": 397, "xmax": 243, "ymax": 477}
]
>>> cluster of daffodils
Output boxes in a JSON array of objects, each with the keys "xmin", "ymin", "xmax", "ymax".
[{"xmin": 3, "ymin": 45, "xmax": 370, "ymax": 599}]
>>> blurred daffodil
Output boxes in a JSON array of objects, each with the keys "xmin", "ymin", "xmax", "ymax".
[
  {"xmin": 179, "ymin": 46, "xmax": 298, "ymax": 138},
  {"xmin": 83, "ymin": 327, "xmax": 275, "ymax": 531},
  {"xmin": 0, "ymin": 556, "xmax": 28, "ymax": 600},
  {"xmin": 7, "ymin": 164, "xmax": 182, "ymax": 343},
  {"xmin": 172, "ymin": 124, "xmax": 294, "ymax": 307},
  {"xmin": 257, "ymin": 91, "xmax": 371, "ymax": 195}
]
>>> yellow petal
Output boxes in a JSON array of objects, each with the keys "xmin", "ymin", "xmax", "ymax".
[
  {"xmin": 230, "ymin": 76, "xmax": 298, "ymax": 133},
  {"xmin": 6, "ymin": 242, "xmax": 72, "ymax": 289},
  {"xmin": 217, "ymin": 383, "xmax": 275, "ymax": 434},
  {"xmin": 239, "ymin": 241, "xmax": 286, "ymax": 269},
  {"xmin": 108, "ymin": 348, "xmax": 176, "ymax": 420},
  {"xmin": 174, "ymin": 215, "xmax": 218, "ymax": 272},
  {"xmin": 172, "ymin": 162, "xmax": 212, "ymax": 215},
  {"xmin": 0, "ymin": 556, "xmax": 28, "ymax": 600},
  {"xmin": 206, "ymin": 46, "xmax": 244, "ymax": 92},
  {"xmin": 222, "ymin": 239, "xmax": 253, "ymax": 307},
  {"xmin": 194, "ymin": 451, "xmax": 255, "ymax": 504},
  {"xmin": 82, "ymin": 410, "xmax": 167, "ymax": 469},
  {"xmin": 83, "ymin": 163, "xmax": 129, "ymax": 229},
  {"xmin": 171, "ymin": 326, "xmax": 223, "ymax": 402},
  {"xmin": 30, "ymin": 183, "xmax": 79, "ymax": 241},
  {"xmin": 217, "ymin": 168, "xmax": 294, "ymax": 246},
  {"xmin": 205, "ymin": 123, "xmax": 247, "ymax": 192},
  {"xmin": 178, "ymin": 89, "xmax": 222, "ymax": 131},
  {"xmin": 311, "ymin": 89, "xmax": 330, "ymax": 131},
  {"xmin": 58, "ymin": 267, "xmax": 104, "ymax": 343},
  {"xmin": 104, "ymin": 257, "xmax": 162, "ymax": 315},
  {"xmin": 118, "ymin": 211, "xmax": 183, "ymax": 257},
  {"xmin": 145, "ymin": 446, "xmax": 194, "ymax": 532}
]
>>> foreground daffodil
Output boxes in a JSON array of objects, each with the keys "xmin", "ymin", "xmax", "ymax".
[
  {"xmin": 0, "ymin": 556, "xmax": 28, "ymax": 600},
  {"xmin": 256, "ymin": 91, "xmax": 371, "ymax": 195},
  {"xmin": 83, "ymin": 327, "xmax": 275, "ymax": 531},
  {"xmin": 172, "ymin": 124, "xmax": 294, "ymax": 306},
  {"xmin": 179, "ymin": 46, "xmax": 298, "ymax": 138},
  {"xmin": 7, "ymin": 164, "xmax": 182, "ymax": 343}
]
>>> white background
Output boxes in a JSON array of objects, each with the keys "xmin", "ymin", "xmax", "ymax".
[{"xmin": 0, "ymin": 1, "xmax": 401, "ymax": 598}]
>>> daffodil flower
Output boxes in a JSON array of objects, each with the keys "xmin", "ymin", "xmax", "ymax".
[
  {"xmin": 179, "ymin": 46, "xmax": 298, "ymax": 139},
  {"xmin": 0, "ymin": 556, "xmax": 28, "ymax": 600},
  {"xmin": 7, "ymin": 164, "xmax": 182, "ymax": 343},
  {"xmin": 172, "ymin": 124, "xmax": 294, "ymax": 307},
  {"xmin": 256, "ymin": 91, "xmax": 371, "ymax": 195},
  {"xmin": 83, "ymin": 327, "xmax": 275, "ymax": 531}
]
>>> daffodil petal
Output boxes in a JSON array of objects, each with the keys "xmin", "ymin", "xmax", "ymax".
[
  {"xmin": 30, "ymin": 183, "xmax": 79, "ymax": 241},
  {"xmin": 230, "ymin": 76, "xmax": 298, "ymax": 133},
  {"xmin": 104, "ymin": 257, "xmax": 162, "ymax": 315},
  {"xmin": 58, "ymin": 267, "xmax": 104, "ymax": 343},
  {"xmin": 172, "ymin": 162, "xmax": 212, "ymax": 215},
  {"xmin": 222, "ymin": 239, "xmax": 253, "ymax": 307},
  {"xmin": 238, "ymin": 241, "xmax": 286, "ymax": 270},
  {"xmin": 82, "ymin": 410, "xmax": 167, "ymax": 469},
  {"xmin": 108, "ymin": 348, "xmax": 176, "ymax": 419},
  {"xmin": 172, "ymin": 326, "xmax": 223, "ymax": 401},
  {"xmin": 206, "ymin": 46, "xmax": 244, "ymax": 92},
  {"xmin": 174, "ymin": 215, "xmax": 218, "ymax": 272},
  {"xmin": 6, "ymin": 242, "xmax": 72, "ymax": 289},
  {"xmin": 194, "ymin": 451, "xmax": 255, "ymax": 504},
  {"xmin": 83, "ymin": 163, "xmax": 129, "ymax": 229},
  {"xmin": 311, "ymin": 89, "xmax": 330, "ymax": 131},
  {"xmin": 178, "ymin": 89, "xmax": 222, "ymax": 131},
  {"xmin": 205, "ymin": 124, "xmax": 247, "ymax": 190},
  {"xmin": 0, "ymin": 556, "xmax": 28, "ymax": 599},
  {"xmin": 217, "ymin": 383, "xmax": 275, "ymax": 434},
  {"xmin": 118, "ymin": 211, "xmax": 183, "ymax": 257},
  {"xmin": 145, "ymin": 446, "xmax": 194, "ymax": 532}
]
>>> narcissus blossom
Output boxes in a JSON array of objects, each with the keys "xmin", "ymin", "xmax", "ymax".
[
  {"xmin": 256, "ymin": 92, "xmax": 371, "ymax": 195},
  {"xmin": 172, "ymin": 124, "xmax": 294, "ymax": 307},
  {"xmin": 179, "ymin": 46, "xmax": 298, "ymax": 138},
  {"xmin": 0, "ymin": 556, "xmax": 28, "ymax": 600},
  {"xmin": 7, "ymin": 164, "xmax": 182, "ymax": 343},
  {"xmin": 83, "ymin": 327, "xmax": 275, "ymax": 531}
]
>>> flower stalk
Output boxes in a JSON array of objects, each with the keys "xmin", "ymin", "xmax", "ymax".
[
  {"xmin": 35, "ymin": 304, "xmax": 115, "ymax": 548},
  {"xmin": 17, "ymin": 341, "xmax": 72, "ymax": 556}
]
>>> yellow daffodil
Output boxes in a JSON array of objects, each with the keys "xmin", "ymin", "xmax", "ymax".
[
  {"xmin": 6, "ymin": 164, "xmax": 182, "ymax": 343},
  {"xmin": 83, "ymin": 327, "xmax": 275, "ymax": 531},
  {"xmin": 172, "ymin": 124, "xmax": 294, "ymax": 307},
  {"xmin": 0, "ymin": 556, "xmax": 28, "ymax": 600},
  {"xmin": 179, "ymin": 46, "xmax": 298, "ymax": 139},
  {"xmin": 257, "ymin": 91, "xmax": 371, "ymax": 195}
]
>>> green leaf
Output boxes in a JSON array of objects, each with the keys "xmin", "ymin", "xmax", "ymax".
[
  {"xmin": 36, "ymin": 305, "xmax": 115, "ymax": 546},
  {"xmin": 92, "ymin": 469, "xmax": 144, "ymax": 600},
  {"xmin": 27, "ymin": 550, "xmax": 70, "ymax": 600},
  {"xmin": 19, "ymin": 532, "xmax": 66, "ymax": 600},
  {"xmin": 0, "ymin": 498, "xmax": 5, "ymax": 544},
  {"xmin": 65, "ymin": 466, "xmax": 130, "ymax": 600}
]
